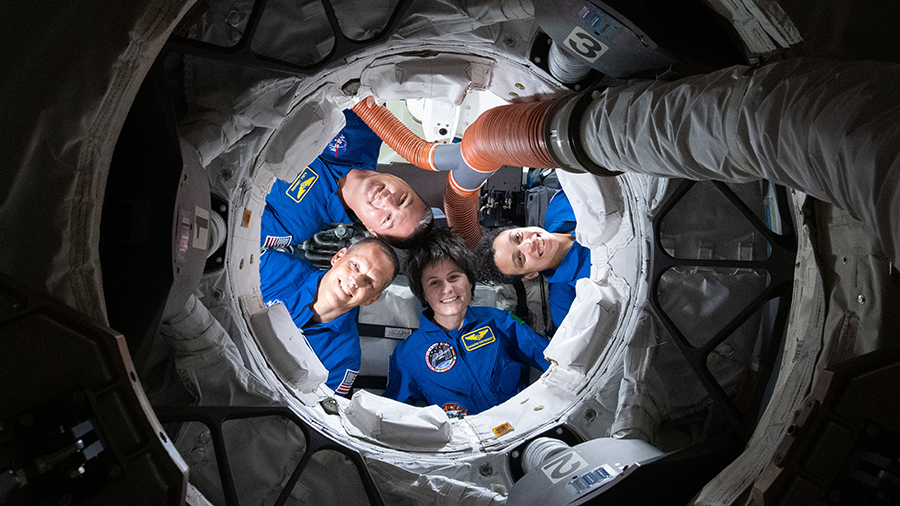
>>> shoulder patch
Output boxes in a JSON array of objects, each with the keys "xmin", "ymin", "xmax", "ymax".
[
  {"xmin": 462, "ymin": 326, "xmax": 496, "ymax": 352},
  {"xmin": 327, "ymin": 133, "xmax": 348, "ymax": 157},
  {"xmin": 335, "ymin": 369, "xmax": 358, "ymax": 395},
  {"xmin": 285, "ymin": 166, "xmax": 319, "ymax": 203}
]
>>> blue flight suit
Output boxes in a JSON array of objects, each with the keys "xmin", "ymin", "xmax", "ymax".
[
  {"xmin": 260, "ymin": 109, "xmax": 382, "ymax": 248},
  {"xmin": 384, "ymin": 306, "xmax": 550, "ymax": 415},
  {"xmin": 258, "ymin": 249, "xmax": 361, "ymax": 395},
  {"xmin": 542, "ymin": 190, "xmax": 591, "ymax": 328}
]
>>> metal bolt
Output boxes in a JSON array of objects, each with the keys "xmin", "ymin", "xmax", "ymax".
[
  {"xmin": 511, "ymin": 450, "xmax": 520, "ymax": 459},
  {"xmin": 584, "ymin": 408, "xmax": 597, "ymax": 422},
  {"xmin": 212, "ymin": 289, "xmax": 224, "ymax": 301},
  {"xmin": 858, "ymin": 294, "xmax": 865, "ymax": 304},
  {"xmin": 221, "ymin": 169, "xmax": 233, "ymax": 181},
  {"xmin": 197, "ymin": 429, "xmax": 212, "ymax": 444},
  {"xmin": 479, "ymin": 463, "xmax": 493, "ymax": 477},
  {"xmin": 219, "ymin": 204, "xmax": 227, "ymax": 213},
  {"xmin": 226, "ymin": 10, "xmax": 242, "ymax": 26},
  {"xmin": 190, "ymin": 448, "xmax": 206, "ymax": 464},
  {"xmin": 555, "ymin": 427, "xmax": 564, "ymax": 435}
]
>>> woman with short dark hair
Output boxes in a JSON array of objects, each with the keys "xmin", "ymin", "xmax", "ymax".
[{"xmin": 384, "ymin": 227, "xmax": 550, "ymax": 416}]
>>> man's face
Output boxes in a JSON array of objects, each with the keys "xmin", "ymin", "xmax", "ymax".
[
  {"xmin": 346, "ymin": 172, "xmax": 424, "ymax": 239},
  {"xmin": 319, "ymin": 242, "xmax": 394, "ymax": 313},
  {"xmin": 492, "ymin": 227, "xmax": 560, "ymax": 280}
]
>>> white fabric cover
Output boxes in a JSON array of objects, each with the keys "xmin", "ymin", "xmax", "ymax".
[
  {"xmin": 249, "ymin": 302, "xmax": 328, "ymax": 393},
  {"xmin": 579, "ymin": 56, "xmax": 900, "ymax": 504},
  {"xmin": 581, "ymin": 57, "xmax": 900, "ymax": 267},
  {"xmin": 0, "ymin": 0, "xmax": 195, "ymax": 323},
  {"xmin": 344, "ymin": 390, "xmax": 454, "ymax": 450}
]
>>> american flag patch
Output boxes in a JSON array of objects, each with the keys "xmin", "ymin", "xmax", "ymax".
[
  {"xmin": 335, "ymin": 369, "xmax": 358, "ymax": 395},
  {"xmin": 264, "ymin": 235, "xmax": 292, "ymax": 248}
]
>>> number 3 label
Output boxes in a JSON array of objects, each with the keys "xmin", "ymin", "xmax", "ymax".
[
  {"xmin": 564, "ymin": 26, "xmax": 609, "ymax": 63},
  {"xmin": 541, "ymin": 450, "xmax": 589, "ymax": 484}
]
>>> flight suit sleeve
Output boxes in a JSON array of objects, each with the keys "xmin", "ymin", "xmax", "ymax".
[
  {"xmin": 318, "ymin": 109, "xmax": 382, "ymax": 171},
  {"xmin": 502, "ymin": 311, "xmax": 551, "ymax": 371},
  {"xmin": 258, "ymin": 250, "xmax": 315, "ymax": 307},
  {"xmin": 383, "ymin": 345, "xmax": 426, "ymax": 406}
]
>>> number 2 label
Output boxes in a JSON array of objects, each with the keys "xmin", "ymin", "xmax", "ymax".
[
  {"xmin": 541, "ymin": 450, "xmax": 589, "ymax": 484},
  {"xmin": 563, "ymin": 26, "xmax": 609, "ymax": 63}
]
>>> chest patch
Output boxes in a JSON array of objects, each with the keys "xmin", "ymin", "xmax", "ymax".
[
  {"xmin": 285, "ymin": 166, "xmax": 319, "ymax": 203},
  {"xmin": 426, "ymin": 342, "xmax": 456, "ymax": 373},
  {"xmin": 462, "ymin": 326, "xmax": 496, "ymax": 352}
]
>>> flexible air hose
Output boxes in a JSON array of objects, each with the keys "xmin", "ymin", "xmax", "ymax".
[
  {"xmin": 443, "ymin": 185, "xmax": 481, "ymax": 249},
  {"xmin": 459, "ymin": 100, "xmax": 557, "ymax": 172},
  {"xmin": 352, "ymin": 98, "xmax": 439, "ymax": 171},
  {"xmin": 352, "ymin": 97, "xmax": 561, "ymax": 248},
  {"xmin": 352, "ymin": 97, "xmax": 558, "ymax": 184}
]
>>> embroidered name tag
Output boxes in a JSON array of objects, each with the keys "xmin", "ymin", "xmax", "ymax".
[
  {"xmin": 285, "ymin": 166, "xmax": 319, "ymax": 203},
  {"xmin": 462, "ymin": 326, "xmax": 495, "ymax": 352}
]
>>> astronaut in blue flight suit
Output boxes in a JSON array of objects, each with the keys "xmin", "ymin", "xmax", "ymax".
[
  {"xmin": 260, "ymin": 109, "xmax": 433, "ymax": 250},
  {"xmin": 475, "ymin": 189, "xmax": 591, "ymax": 329},
  {"xmin": 259, "ymin": 237, "xmax": 399, "ymax": 394},
  {"xmin": 384, "ymin": 227, "xmax": 550, "ymax": 415}
]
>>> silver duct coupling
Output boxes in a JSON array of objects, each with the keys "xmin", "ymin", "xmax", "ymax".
[
  {"xmin": 521, "ymin": 437, "xmax": 572, "ymax": 474},
  {"xmin": 543, "ymin": 91, "xmax": 622, "ymax": 177},
  {"xmin": 548, "ymin": 41, "xmax": 592, "ymax": 84}
]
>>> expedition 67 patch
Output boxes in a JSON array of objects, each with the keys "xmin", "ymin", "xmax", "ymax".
[{"xmin": 426, "ymin": 342, "xmax": 456, "ymax": 373}]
